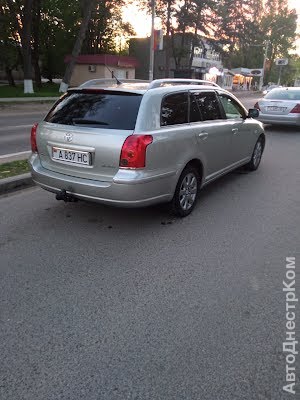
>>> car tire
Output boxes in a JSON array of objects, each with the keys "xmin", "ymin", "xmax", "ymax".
[
  {"xmin": 245, "ymin": 137, "xmax": 264, "ymax": 171},
  {"xmin": 171, "ymin": 166, "xmax": 200, "ymax": 217}
]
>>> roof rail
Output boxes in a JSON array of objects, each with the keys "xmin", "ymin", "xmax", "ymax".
[
  {"xmin": 79, "ymin": 78, "xmax": 149, "ymax": 88},
  {"xmin": 148, "ymin": 78, "xmax": 220, "ymax": 89}
]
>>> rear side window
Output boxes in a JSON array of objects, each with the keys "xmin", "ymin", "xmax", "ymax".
[
  {"xmin": 191, "ymin": 92, "xmax": 222, "ymax": 121},
  {"xmin": 161, "ymin": 92, "xmax": 188, "ymax": 126},
  {"xmin": 45, "ymin": 91, "xmax": 143, "ymax": 130},
  {"xmin": 265, "ymin": 89, "xmax": 300, "ymax": 100}
]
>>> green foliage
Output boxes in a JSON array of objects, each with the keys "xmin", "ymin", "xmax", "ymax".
[
  {"xmin": 0, "ymin": 2, "xmax": 22, "ymax": 82},
  {"xmin": 214, "ymin": 0, "xmax": 297, "ymax": 84}
]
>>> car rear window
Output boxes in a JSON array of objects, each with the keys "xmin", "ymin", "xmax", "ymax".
[
  {"xmin": 265, "ymin": 89, "xmax": 300, "ymax": 100},
  {"xmin": 45, "ymin": 90, "xmax": 143, "ymax": 130}
]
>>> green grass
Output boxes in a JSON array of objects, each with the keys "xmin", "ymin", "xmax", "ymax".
[
  {"xmin": 0, "ymin": 160, "xmax": 30, "ymax": 179},
  {"xmin": 0, "ymin": 82, "xmax": 60, "ymax": 98}
]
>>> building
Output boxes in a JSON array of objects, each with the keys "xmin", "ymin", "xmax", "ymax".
[
  {"xmin": 64, "ymin": 54, "xmax": 139, "ymax": 87},
  {"xmin": 129, "ymin": 35, "xmax": 233, "ymax": 89},
  {"xmin": 231, "ymin": 67, "xmax": 263, "ymax": 91}
]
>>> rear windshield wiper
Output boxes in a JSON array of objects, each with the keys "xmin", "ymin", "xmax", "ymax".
[{"xmin": 72, "ymin": 118, "xmax": 108, "ymax": 125}]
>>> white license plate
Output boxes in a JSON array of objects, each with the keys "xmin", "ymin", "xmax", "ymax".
[
  {"xmin": 266, "ymin": 106, "xmax": 286, "ymax": 112},
  {"xmin": 52, "ymin": 147, "xmax": 91, "ymax": 165}
]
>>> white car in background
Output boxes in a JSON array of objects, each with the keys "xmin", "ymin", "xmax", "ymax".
[
  {"xmin": 262, "ymin": 84, "xmax": 282, "ymax": 95},
  {"xmin": 254, "ymin": 87, "xmax": 300, "ymax": 127}
]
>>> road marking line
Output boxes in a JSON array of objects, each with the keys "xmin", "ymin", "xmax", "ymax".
[{"xmin": 0, "ymin": 124, "xmax": 32, "ymax": 131}]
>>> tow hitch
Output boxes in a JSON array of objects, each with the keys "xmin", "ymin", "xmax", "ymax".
[{"xmin": 56, "ymin": 189, "xmax": 78, "ymax": 202}]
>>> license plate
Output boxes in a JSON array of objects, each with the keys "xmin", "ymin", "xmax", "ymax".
[
  {"xmin": 52, "ymin": 147, "xmax": 91, "ymax": 166},
  {"xmin": 266, "ymin": 106, "xmax": 286, "ymax": 112}
]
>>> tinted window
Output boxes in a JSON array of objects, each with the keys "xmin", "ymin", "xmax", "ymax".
[
  {"xmin": 191, "ymin": 92, "xmax": 222, "ymax": 121},
  {"xmin": 218, "ymin": 94, "xmax": 245, "ymax": 119},
  {"xmin": 190, "ymin": 94, "xmax": 202, "ymax": 122},
  {"xmin": 161, "ymin": 92, "xmax": 188, "ymax": 126},
  {"xmin": 265, "ymin": 89, "xmax": 300, "ymax": 100},
  {"xmin": 45, "ymin": 90, "xmax": 142, "ymax": 130}
]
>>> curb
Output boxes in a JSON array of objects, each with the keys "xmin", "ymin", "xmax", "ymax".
[
  {"xmin": 0, "ymin": 173, "xmax": 35, "ymax": 195},
  {"xmin": 0, "ymin": 151, "xmax": 31, "ymax": 165}
]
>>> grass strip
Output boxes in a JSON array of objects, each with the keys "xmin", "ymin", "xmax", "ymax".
[
  {"xmin": 0, "ymin": 160, "xmax": 30, "ymax": 179},
  {"xmin": 0, "ymin": 83, "xmax": 60, "ymax": 98}
]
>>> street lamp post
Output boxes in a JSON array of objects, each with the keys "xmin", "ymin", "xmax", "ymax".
[
  {"xmin": 149, "ymin": 0, "xmax": 156, "ymax": 81},
  {"xmin": 259, "ymin": 40, "xmax": 270, "ymax": 90}
]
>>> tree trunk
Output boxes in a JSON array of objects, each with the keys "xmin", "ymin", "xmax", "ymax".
[
  {"xmin": 32, "ymin": 0, "xmax": 42, "ymax": 87},
  {"xmin": 59, "ymin": 0, "xmax": 96, "ymax": 92},
  {"xmin": 6, "ymin": 0, "xmax": 34, "ymax": 93},
  {"xmin": 188, "ymin": 10, "xmax": 201, "ymax": 71},
  {"xmin": 21, "ymin": 0, "xmax": 34, "ymax": 93}
]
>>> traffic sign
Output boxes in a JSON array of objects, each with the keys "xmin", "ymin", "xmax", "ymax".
[{"xmin": 275, "ymin": 58, "xmax": 288, "ymax": 66}]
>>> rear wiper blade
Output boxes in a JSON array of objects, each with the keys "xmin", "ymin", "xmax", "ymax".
[{"xmin": 72, "ymin": 118, "xmax": 108, "ymax": 125}]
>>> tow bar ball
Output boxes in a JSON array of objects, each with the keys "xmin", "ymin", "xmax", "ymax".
[{"xmin": 56, "ymin": 189, "xmax": 78, "ymax": 203}]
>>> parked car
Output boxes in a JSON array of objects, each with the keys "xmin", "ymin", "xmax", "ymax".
[
  {"xmin": 254, "ymin": 87, "xmax": 300, "ymax": 127},
  {"xmin": 29, "ymin": 78, "xmax": 265, "ymax": 217}
]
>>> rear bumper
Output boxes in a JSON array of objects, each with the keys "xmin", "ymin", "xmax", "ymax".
[
  {"xmin": 257, "ymin": 113, "xmax": 300, "ymax": 126},
  {"xmin": 29, "ymin": 154, "xmax": 175, "ymax": 207}
]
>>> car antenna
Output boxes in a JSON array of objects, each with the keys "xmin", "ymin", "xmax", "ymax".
[{"xmin": 104, "ymin": 63, "xmax": 122, "ymax": 85}]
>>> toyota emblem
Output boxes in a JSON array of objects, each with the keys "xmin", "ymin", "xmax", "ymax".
[{"xmin": 64, "ymin": 132, "xmax": 73, "ymax": 142}]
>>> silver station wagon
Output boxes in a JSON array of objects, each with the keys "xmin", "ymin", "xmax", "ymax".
[{"xmin": 29, "ymin": 78, "xmax": 265, "ymax": 216}]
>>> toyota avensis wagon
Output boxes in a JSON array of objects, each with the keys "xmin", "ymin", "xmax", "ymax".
[{"xmin": 29, "ymin": 78, "xmax": 265, "ymax": 217}]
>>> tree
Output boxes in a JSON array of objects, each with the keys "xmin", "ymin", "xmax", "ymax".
[
  {"xmin": 32, "ymin": 0, "xmax": 42, "ymax": 87},
  {"xmin": 83, "ymin": 0, "xmax": 135, "ymax": 55},
  {"xmin": 260, "ymin": 1, "xmax": 298, "ymax": 84},
  {"xmin": 0, "ymin": 2, "xmax": 21, "ymax": 86},
  {"xmin": 59, "ymin": 0, "xmax": 97, "ymax": 92},
  {"xmin": 39, "ymin": 0, "xmax": 82, "ymax": 82},
  {"xmin": 6, "ymin": 0, "xmax": 35, "ymax": 93}
]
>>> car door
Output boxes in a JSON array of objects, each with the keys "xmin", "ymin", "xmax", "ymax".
[
  {"xmin": 189, "ymin": 90, "xmax": 233, "ymax": 179},
  {"xmin": 217, "ymin": 93, "xmax": 255, "ymax": 163}
]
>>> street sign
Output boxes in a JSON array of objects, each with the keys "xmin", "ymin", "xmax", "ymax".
[{"xmin": 275, "ymin": 58, "xmax": 288, "ymax": 66}]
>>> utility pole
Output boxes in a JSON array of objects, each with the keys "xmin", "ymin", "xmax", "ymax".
[
  {"xmin": 149, "ymin": 0, "xmax": 155, "ymax": 81},
  {"xmin": 259, "ymin": 40, "xmax": 270, "ymax": 90}
]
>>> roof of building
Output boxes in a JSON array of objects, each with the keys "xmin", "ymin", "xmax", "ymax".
[{"xmin": 64, "ymin": 54, "xmax": 139, "ymax": 68}]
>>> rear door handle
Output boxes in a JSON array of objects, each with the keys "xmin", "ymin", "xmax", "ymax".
[
  {"xmin": 198, "ymin": 132, "xmax": 208, "ymax": 140},
  {"xmin": 232, "ymin": 128, "xmax": 239, "ymax": 134}
]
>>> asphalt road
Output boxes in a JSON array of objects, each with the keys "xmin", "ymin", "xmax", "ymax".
[
  {"xmin": 0, "ymin": 95, "xmax": 258, "ymax": 157},
  {"xmin": 0, "ymin": 105, "xmax": 50, "ymax": 156},
  {"xmin": 0, "ymin": 116, "xmax": 299, "ymax": 399}
]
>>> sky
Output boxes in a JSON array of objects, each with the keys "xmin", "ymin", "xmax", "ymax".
[{"xmin": 123, "ymin": 0, "xmax": 300, "ymax": 54}]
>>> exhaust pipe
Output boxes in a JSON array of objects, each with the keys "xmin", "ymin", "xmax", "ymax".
[{"xmin": 56, "ymin": 189, "xmax": 78, "ymax": 202}]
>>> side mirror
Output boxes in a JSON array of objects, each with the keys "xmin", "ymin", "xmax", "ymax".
[{"xmin": 248, "ymin": 108, "xmax": 259, "ymax": 118}]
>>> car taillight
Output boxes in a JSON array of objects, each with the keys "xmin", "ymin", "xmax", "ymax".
[
  {"xmin": 254, "ymin": 102, "xmax": 260, "ymax": 110},
  {"xmin": 290, "ymin": 104, "xmax": 300, "ymax": 113},
  {"xmin": 31, "ymin": 123, "xmax": 38, "ymax": 153},
  {"xmin": 120, "ymin": 135, "xmax": 153, "ymax": 169}
]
